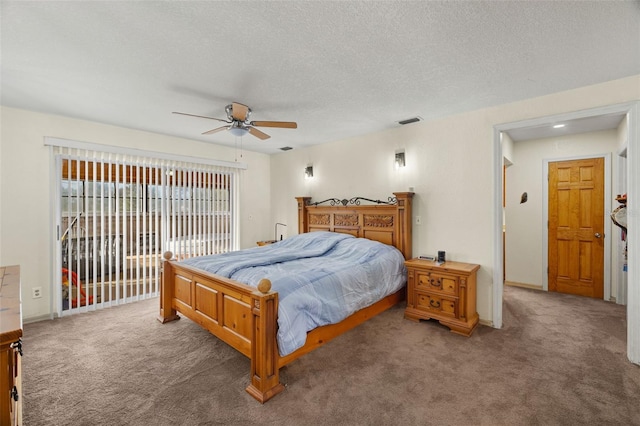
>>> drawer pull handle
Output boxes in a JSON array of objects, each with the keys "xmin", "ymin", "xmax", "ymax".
[
  {"xmin": 429, "ymin": 299, "xmax": 441, "ymax": 309},
  {"xmin": 11, "ymin": 385, "xmax": 19, "ymax": 402},
  {"xmin": 430, "ymin": 278, "xmax": 441, "ymax": 288}
]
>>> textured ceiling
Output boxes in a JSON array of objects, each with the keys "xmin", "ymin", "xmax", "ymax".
[{"xmin": 1, "ymin": 1, "xmax": 639, "ymax": 154}]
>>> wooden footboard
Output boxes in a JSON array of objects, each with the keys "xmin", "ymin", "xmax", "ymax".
[
  {"xmin": 158, "ymin": 255, "xmax": 404, "ymax": 403},
  {"xmin": 158, "ymin": 253, "xmax": 284, "ymax": 403},
  {"xmin": 158, "ymin": 192, "xmax": 414, "ymax": 403}
]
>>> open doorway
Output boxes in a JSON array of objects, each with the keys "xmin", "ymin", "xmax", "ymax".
[
  {"xmin": 492, "ymin": 102, "xmax": 639, "ymax": 364},
  {"xmin": 505, "ymin": 150, "xmax": 613, "ymax": 297}
]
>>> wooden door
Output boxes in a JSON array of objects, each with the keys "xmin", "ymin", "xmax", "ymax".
[{"xmin": 548, "ymin": 157, "xmax": 604, "ymax": 298}]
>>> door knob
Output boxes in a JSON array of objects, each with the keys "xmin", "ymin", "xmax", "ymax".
[{"xmin": 595, "ymin": 233, "xmax": 602, "ymax": 238}]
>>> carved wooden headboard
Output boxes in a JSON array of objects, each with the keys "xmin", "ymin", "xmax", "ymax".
[{"xmin": 295, "ymin": 192, "xmax": 414, "ymax": 259}]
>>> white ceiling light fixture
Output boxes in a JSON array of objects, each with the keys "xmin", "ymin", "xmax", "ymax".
[
  {"xmin": 553, "ymin": 124, "xmax": 566, "ymax": 129},
  {"xmin": 228, "ymin": 121, "xmax": 249, "ymax": 137}
]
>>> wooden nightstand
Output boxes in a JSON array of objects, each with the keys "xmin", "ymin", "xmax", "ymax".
[
  {"xmin": 256, "ymin": 240, "xmax": 277, "ymax": 247},
  {"xmin": 404, "ymin": 259, "xmax": 480, "ymax": 336}
]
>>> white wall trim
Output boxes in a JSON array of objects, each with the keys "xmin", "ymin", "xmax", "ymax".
[
  {"xmin": 541, "ymin": 153, "xmax": 612, "ymax": 299},
  {"xmin": 625, "ymin": 102, "xmax": 639, "ymax": 364},
  {"xmin": 495, "ymin": 102, "xmax": 638, "ymax": 133},
  {"xmin": 616, "ymin": 152, "xmax": 628, "ymax": 305},
  {"xmin": 48, "ymin": 147, "xmax": 59, "ymax": 320},
  {"xmin": 493, "ymin": 101, "xmax": 639, "ymax": 366},
  {"xmin": 492, "ymin": 128, "xmax": 504, "ymax": 329},
  {"xmin": 44, "ymin": 136, "xmax": 248, "ymax": 170}
]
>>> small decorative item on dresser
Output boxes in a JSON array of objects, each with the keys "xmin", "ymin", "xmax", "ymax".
[{"xmin": 404, "ymin": 258, "xmax": 480, "ymax": 336}]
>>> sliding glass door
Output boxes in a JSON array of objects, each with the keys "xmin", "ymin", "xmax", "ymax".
[{"xmin": 53, "ymin": 147, "xmax": 239, "ymax": 315}]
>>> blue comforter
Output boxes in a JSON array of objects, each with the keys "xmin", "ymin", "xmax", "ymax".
[{"xmin": 181, "ymin": 231, "xmax": 406, "ymax": 356}]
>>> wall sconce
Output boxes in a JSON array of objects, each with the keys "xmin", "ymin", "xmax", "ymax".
[
  {"xmin": 395, "ymin": 150, "xmax": 406, "ymax": 168},
  {"xmin": 305, "ymin": 165, "xmax": 314, "ymax": 179}
]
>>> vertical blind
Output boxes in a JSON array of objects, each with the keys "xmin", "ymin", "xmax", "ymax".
[{"xmin": 52, "ymin": 144, "xmax": 241, "ymax": 315}]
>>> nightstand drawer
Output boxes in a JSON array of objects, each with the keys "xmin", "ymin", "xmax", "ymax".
[
  {"xmin": 416, "ymin": 272, "xmax": 458, "ymax": 296},
  {"xmin": 416, "ymin": 292, "xmax": 457, "ymax": 318}
]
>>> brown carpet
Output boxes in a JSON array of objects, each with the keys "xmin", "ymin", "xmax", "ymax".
[{"xmin": 22, "ymin": 286, "xmax": 640, "ymax": 426}]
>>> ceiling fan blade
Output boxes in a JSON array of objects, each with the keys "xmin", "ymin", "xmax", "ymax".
[
  {"xmin": 250, "ymin": 121, "xmax": 298, "ymax": 129},
  {"xmin": 173, "ymin": 111, "xmax": 229, "ymax": 123},
  {"xmin": 248, "ymin": 126, "xmax": 270, "ymax": 140},
  {"xmin": 231, "ymin": 102, "xmax": 249, "ymax": 122},
  {"xmin": 202, "ymin": 125, "xmax": 230, "ymax": 135}
]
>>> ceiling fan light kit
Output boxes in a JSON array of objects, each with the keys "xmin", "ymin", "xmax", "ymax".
[
  {"xmin": 228, "ymin": 122, "xmax": 249, "ymax": 137},
  {"xmin": 173, "ymin": 102, "xmax": 297, "ymax": 141}
]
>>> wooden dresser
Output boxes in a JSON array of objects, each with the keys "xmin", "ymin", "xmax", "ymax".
[
  {"xmin": 0, "ymin": 265, "xmax": 22, "ymax": 426},
  {"xmin": 404, "ymin": 259, "xmax": 480, "ymax": 336}
]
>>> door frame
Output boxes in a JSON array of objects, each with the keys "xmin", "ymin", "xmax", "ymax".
[
  {"xmin": 492, "ymin": 101, "xmax": 640, "ymax": 365},
  {"xmin": 542, "ymin": 154, "xmax": 611, "ymax": 298},
  {"xmin": 615, "ymin": 150, "xmax": 628, "ymax": 305}
]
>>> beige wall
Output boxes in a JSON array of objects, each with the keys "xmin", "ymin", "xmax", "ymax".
[
  {"xmin": 270, "ymin": 75, "xmax": 640, "ymax": 324},
  {"xmin": 0, "ymin": 106, "xmax": 271, "ymax": 320},
  {"xmin": 505, "ymin": 129, "xmax": 618, "ymax": 291},
  {"xmin": 2, "ymin": 75, "xmax": 639, "ymax": 325},
  {"xmin": 0, "ymin": 115, "xmax": 2, "ymax": 263}
]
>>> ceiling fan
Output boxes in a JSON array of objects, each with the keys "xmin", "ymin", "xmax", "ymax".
[{"xmin": 173, "ymin": 102, "xmax": 297, "ymax": 140}]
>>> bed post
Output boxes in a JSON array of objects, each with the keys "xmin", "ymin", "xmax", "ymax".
[
  {"xmin": 246, "ymin": 279, "xmax": 285, "ymax": 403},
  {"xmin": 157, "ymin": 251, "xmax": 180, "ymax": 323},
  {"xmin": 296, "ymin": 197, "xmax": 311, "ymax": 233},
  {"xmin": 393, "ymin": 192, "xmax": 414, "ymax": 260}
]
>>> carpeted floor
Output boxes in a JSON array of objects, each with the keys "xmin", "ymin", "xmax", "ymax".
[{"xmin": 22, "ymin": 286, "xmax": 640, "ymax": 426}]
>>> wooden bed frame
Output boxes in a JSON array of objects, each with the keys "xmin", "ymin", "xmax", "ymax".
[{"xmin": 158, "ymin": 192, "xmax": 413, "ymax": 403}]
